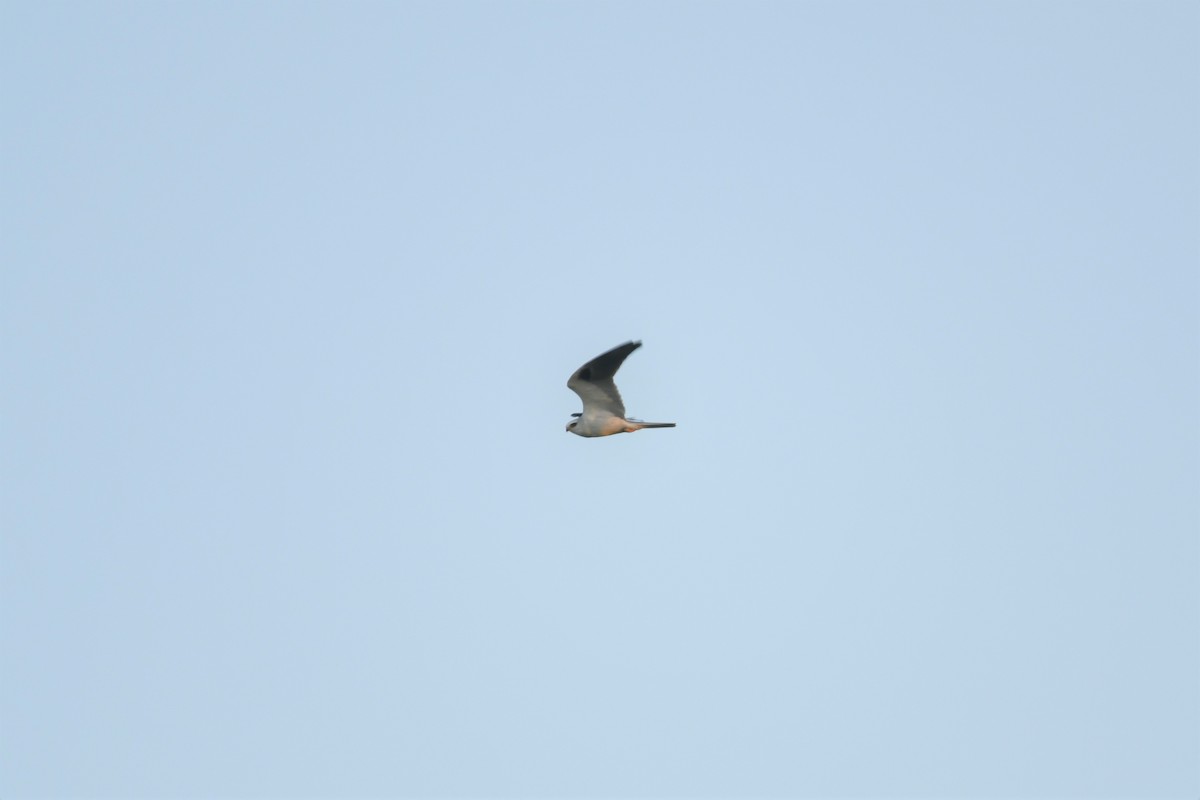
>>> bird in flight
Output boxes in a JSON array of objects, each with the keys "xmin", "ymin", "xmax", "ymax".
[{"xmin": 566, "ymin": 340, "xmax": 676, "ymax": 437}]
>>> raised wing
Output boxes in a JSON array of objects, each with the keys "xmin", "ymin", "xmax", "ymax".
[{"xmin": 567, "ymin": 340, "xmax": 642, "ymax": 418}]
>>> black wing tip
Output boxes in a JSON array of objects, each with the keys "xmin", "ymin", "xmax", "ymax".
[
  {"xmin": 571, "ymin": 339, "xmax": 647, "ymax": 383},
  {"xmin": 592, "ymin": 340, "xmax": 642, "ymax": 356}
]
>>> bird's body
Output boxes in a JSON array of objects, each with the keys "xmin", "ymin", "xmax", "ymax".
[{"xmin": 565, "ymin": 341, "xmax": 675, "ymax": 437}]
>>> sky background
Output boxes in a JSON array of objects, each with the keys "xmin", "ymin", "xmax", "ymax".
[{"xmin": 2, "ymin": 1, "xmax": 1198, "ymax": 798}]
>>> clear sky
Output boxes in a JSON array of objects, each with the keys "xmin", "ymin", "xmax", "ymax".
[{"xmin": 2, "ymin": 1, "xmax": 1197, "ymax": 797}]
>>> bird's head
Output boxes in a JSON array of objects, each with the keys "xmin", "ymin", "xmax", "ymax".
[{"xmin": 565, "ymin": 412, "xmax": 582, "ymax": 434}]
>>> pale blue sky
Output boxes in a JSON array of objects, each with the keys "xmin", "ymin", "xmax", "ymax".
[{"xmin": 2, "ymin": 1, "xmax": 1197, "ymax": 797}]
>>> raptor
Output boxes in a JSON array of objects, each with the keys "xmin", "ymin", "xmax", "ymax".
[{"xmin": 565, "ymin": 341, "xmax": 676, "ymax": 437}]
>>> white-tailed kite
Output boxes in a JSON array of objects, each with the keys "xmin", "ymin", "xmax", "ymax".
[{"xmin": 566, "ymin": 340, "xmax": 676, "ymax": 437}]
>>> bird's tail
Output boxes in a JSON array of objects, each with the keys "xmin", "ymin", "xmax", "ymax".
[{"xmin": 627, "ymin": 421, "xmax": 676, "ymax": 431}]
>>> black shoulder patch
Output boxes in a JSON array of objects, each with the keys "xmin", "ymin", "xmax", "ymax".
[{"xmin": 578, "ymin": 367, "xmax": 592, "ymax": 380}]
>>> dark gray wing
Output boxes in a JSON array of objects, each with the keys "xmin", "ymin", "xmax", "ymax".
[{"xmin": 567, "ymin": 340, "xmax": 642, "ymax": 418}]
